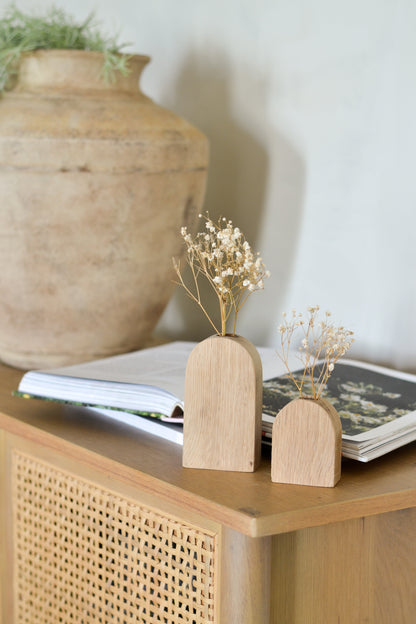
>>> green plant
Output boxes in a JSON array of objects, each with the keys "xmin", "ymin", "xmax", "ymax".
[
  {"xmin": 173, "ymin": 213, "xmax": 270, "ymax": 336},
  {"xmin": 0, "ymin": 4, "xmax": 131, "ymax": 91}
]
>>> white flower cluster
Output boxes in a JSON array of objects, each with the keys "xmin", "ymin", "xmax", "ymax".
[
  {"xmin": 277, "ymin": 305, "xmax": 354, "ymax": 399},
  {"xmin": 181, "ymin": 216, "xmax": 269, "ymax": 297},
  {"xmin": 174, "ymin": 214, "xmax": 270, "ymax": 336}
]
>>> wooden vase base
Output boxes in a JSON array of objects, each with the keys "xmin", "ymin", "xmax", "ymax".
[
  {"xmin": 183, "ymin": 335, "xmax": 262, "ymax": 472},
  {"xmin": 271, "ymin": 397, "xmax": 342, "ymax": 487}
]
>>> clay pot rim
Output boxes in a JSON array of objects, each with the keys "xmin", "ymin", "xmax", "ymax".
[
  {"xmin": 15, "ymin": 49, "xmax": 151, "ymax": 93},
  {"xmin": 19, "ymin": 49, "xmax": 151, "ymax": 64}
]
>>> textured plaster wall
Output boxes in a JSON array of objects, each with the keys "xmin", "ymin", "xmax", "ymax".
[{"xmin": 8, "ymin": 0, "xmax": 416, "ymax": 371}]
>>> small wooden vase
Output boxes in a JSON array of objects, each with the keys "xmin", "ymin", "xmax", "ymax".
[
  {"xmin": 183, "ymin": 334, "xmax": 262, "ymax": 471},
  {"xmin": 271, "ymin": 397, "xmax": 342, "ymax": 487}
]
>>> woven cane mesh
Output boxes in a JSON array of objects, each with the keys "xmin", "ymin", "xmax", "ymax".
[{"xmin": 12, "ymin": 451, "xmax": 216, "ymax": 624}]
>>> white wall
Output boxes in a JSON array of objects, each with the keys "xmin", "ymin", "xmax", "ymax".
[{"xmin": 8, "ymin": 0, "xmax": 416, "ymax": 371}]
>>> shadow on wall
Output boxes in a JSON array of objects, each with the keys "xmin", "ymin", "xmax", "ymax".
[
  {"xmin": 157, "ymin": 51, "xmax": 305, "ymax": 343},
  {"xmin": 251, "ymin": 130, "xmax": 306, "ymax": 346}
]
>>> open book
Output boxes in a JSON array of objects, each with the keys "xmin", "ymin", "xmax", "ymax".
[{"xmin": 16, "ymin": 341, "xmax": 416, "ymax": 462}]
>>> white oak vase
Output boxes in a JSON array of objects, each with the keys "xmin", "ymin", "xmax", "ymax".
[
  {"xmin": 271, "ymin": 397, "xmax": 342, "ymax": 487},
  {"xmin": 183, "ymin": 335, "xmax": 262, "ymax": 472}
]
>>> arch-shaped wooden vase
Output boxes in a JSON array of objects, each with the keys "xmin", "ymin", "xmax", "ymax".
[
  {"xmin": 271, "ymin": 397, "xmax": 342, "ymax": 487},
  {"xmin": 183, "ymin": 335, "xmax": 262, "ymax": 472}
]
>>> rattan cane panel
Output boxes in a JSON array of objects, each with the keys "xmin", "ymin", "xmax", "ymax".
[{"xmin": 12, "ymin": 450, "xmax": 216, "ymax": 624}]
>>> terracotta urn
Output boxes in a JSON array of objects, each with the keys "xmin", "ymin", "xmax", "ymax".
[{"xmin": 0, "ymin": 50, "xmax": 209, "ymax": 369}]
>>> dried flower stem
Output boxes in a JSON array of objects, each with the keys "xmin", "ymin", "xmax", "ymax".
[
  {"xmin": 173, "ymin": 213, "xmax": 270, "ymax": 336},
  {"xmin": 277, "ymin": 306, "xmax": 354, "ymax": 399},
  {"xmin": 173, "ymin": 260, "xmax": 219, "ymax": 334}
]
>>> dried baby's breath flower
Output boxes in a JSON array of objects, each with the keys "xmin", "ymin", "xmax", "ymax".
[
  {"xmin": 277, "ymin": 305, "xmax": 354, "ymax": 399},
  {"xmin": 173, "ymin": 213, "xmax": 270, "ymax": 336}
]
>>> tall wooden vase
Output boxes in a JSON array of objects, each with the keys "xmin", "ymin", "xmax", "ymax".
[
  {"xmin": 183, "ymin": 335, "xmax": 262, "ymax": 472},
  {"xmin": 271, "ymin": 397, "xmax": 342, "ymax": 487}
]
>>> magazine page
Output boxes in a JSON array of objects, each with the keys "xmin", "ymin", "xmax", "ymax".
[
  {"xmin": 19, "ymin": 341, "xmax": 416, "ymax": 449},
  {"xmin": 19, "ymin": 341, "xmax": 287, "ymax": 409},
  {"xmin": 262, "ymin": 359, "xmax": 416, "ymax": 443},
  {"xmin": 37, "ymin": 341, "xmax": 197, "ymax": 399},
  {"xmin": 18, "ymin": 342, "xmax": 198, "ymax": 416}
]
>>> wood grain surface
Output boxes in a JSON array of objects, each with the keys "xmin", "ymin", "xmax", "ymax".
[
  {"xmin": 271, "ymin": 397, "xmax": 342, "ymax": 487},
  {"xmin": 183, "ymin": 335, "xmax": 263, "ymax": 471},
  {"xmin": 271, "ymin": 508, "xmax": 416, "ymax": 623}
]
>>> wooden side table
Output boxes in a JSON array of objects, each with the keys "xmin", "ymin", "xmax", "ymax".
[{"xmin": 1, "ymin": 363, "xmax": 416, "ymax": 623}]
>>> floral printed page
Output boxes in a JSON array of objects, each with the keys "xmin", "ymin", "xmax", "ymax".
[{"xmin": 262, "ymin": 360, "xmax": 416, "ymax": 442}]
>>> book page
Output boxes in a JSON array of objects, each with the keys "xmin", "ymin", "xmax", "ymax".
[
  {"xmin": 39, "ymin": 341, "xmax": 196, "ymax": 400},
  {"xmin": 262, "ymin": 360, "xmax": 416, "ymax": 442}
]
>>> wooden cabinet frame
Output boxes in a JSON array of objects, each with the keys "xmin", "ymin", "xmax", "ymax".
[{"xmin": 1, "ymin": 363, "xmax": 416, "ymax": 623}]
